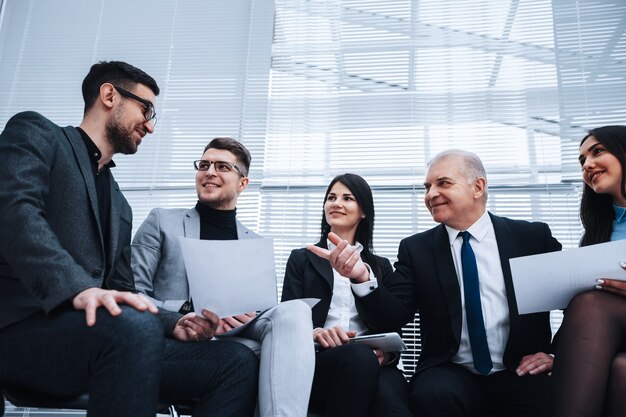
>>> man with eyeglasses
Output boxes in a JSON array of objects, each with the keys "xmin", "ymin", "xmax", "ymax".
[
  {"xmin": 0, "ymin": 61, "xmax": 258, "ymax": 417},
  {"xmin": 131, "ymin": 137, "xmax": 315, "ymax": 417}
]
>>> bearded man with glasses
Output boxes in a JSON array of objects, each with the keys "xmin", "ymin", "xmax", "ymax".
[
  {"xmin": 131, "ymin": 137, "xmax": 316, "ymax": 417},
  {"xmin": 0, "ymin": 61, "xmax": 259, "ymax": 417}
]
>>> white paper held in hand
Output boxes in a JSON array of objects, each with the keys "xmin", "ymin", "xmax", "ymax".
[
  {"xmin": 179, "ymin": 237, "xmax": 278, "ymax": 317},
  {"xmin": 510, "ymin": 239, "xmax": 626, "ymax": 314}
]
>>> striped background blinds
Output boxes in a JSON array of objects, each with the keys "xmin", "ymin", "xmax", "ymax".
[{"xmin": 1, "ymin": 0, "xmax": 625, "ymax": 377}]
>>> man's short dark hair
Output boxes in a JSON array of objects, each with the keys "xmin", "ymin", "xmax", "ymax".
[
  {"xmin": 81, "ymin": 60, "xmax": 160, "ymax": 115},
  {"xmin": 203, "ymin": 137, "xmax": 252, "ymax": 176}
]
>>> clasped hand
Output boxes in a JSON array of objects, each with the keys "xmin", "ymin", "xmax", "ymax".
[{"xmin": 175, "ymin": 311, "xmax": 257, "ymax": 342}]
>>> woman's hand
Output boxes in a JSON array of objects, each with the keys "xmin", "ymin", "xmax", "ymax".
[
  {"xmin": 313, "ymin": 326, "xmax": 356, "ymax": 349},
  {"xmin": 596, "ymin": 278, "xmax": 626, "ymax": 298}
]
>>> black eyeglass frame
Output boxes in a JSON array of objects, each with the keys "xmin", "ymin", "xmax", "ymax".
[
  {"xmin": 193, "ymin": 159, "xmax": 247, "ymax": 177},
  {"xmin": 114, "ymin": 85, "xmax": 157, "ymax": 125}
]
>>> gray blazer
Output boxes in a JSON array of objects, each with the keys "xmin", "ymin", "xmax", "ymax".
[
  {"xmin": 0, "ymin": 112, "xmax": 136, "ymax": 330},
  {"xmin": 131, "ymin": 207, "xmax": 260, "ymax": 312}
]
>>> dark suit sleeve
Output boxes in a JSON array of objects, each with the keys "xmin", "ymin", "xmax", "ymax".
[
  {"xmin": 355, "ymin": 241, "xmax": 418, "ymax": 330},
  {"xmin": 0, "ymin": 112, "xmax": 97, "ymax": 312},
  {"xmin": 355, "ymin": 255, "xmax": 407, "ymax": 333},
  {"xmin": 281, "ymin": 249, "xmax": 306, "ymax": 301},
  {"xmin": 543, "ymin": 222, "xmax": 562, "ymax": 253}
]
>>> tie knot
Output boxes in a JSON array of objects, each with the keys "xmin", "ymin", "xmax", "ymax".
[{"xmin": 460, "ymin": 231, "xmax": 471, "ymax": 243}]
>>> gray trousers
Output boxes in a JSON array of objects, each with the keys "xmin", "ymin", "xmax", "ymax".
[{"xmin": 220, "ymin": 299, "xmax": 315, "ymax": 417}]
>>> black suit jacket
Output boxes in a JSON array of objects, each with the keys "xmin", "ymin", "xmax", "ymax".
[
  {"xmin": 281, "ymin": 241, "xmax": 399, "ymax": 335},
  {"xmin": 0, "ymin": 111, "xmax": 180, "ymax": 332},
  {"xmin": 355, "ymin": 213, "xmax": 562, "ymax": 376}
]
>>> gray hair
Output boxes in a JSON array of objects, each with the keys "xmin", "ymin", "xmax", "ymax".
[{"xmin": 427, "ymin": 149, "xmax": 489, "ymax": 201}]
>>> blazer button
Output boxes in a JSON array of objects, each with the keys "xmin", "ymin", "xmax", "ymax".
[{"xmin": 91, "ymin": 269, "xmax": 102, "ymax": 278}]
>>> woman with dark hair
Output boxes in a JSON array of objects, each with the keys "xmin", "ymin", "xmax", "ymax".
[
  {"xmin": 552, "ymin": 125, "xmax": 626, "ymax": 417},
  {"xmin": 282, "ymin": 173, "xmax": 411, "ymax": 417}
]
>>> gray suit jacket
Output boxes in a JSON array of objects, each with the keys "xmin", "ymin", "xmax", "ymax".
[
  {"xmin": 0, "ymin": 111, "xmax": 138, "ymax": 330},
  {"xmin": 131, "ymin": 207, "xmax": 260, "ymax": 312}
]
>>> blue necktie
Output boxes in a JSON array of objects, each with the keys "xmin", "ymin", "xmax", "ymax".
[{"xmin": 459, "ymin": 231, "xmax": 493, "ymax": 375}]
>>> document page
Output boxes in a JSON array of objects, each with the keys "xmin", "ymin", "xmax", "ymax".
[
  {"xmin": 180, "ymin": 237, "xmax": 278, "ymax": 317},
  {"xmin": 510, "ymin": 240, "xmax": 626, "ymax": 314}
]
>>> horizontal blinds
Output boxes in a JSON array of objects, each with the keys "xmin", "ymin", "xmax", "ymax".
[
  {"xmin": 1, "ymin": 0, "xmax": 625, "ymax": 376},
  {"xmin": 268, "ymin": 0, "xmax": 624, "ymax": 374},
  {"xmin": 0, "ymin": 0, "xmax": 273, "ymax": 190}
]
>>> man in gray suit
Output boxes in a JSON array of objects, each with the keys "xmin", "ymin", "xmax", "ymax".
[
  {"xmin": 0, "ymin": 61, "xmax": 257, "ymax": 417},
  {"xmin": 132, "ymin": 137, "xmax": 315, "ymax": 417}
]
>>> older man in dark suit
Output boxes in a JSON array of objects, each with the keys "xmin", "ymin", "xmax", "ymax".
[
  {"xmin": 0, "ymin": 61, "xmax": 257, "ymax": 417},
  {"xmin": 312, "ymin": 149, "xmax": 560, "ymax": 417}
]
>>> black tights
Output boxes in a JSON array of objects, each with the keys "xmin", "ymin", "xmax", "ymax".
[{"xmin": 552, "ymin": 290, "xmax": 626, "ymax": 417}]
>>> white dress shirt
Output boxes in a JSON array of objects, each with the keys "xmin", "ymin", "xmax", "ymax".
[
  {"xmin": 323, "ymin": 240, "xmax": 377, "ymax": 335},
  {"xmin": 445, "ymin": 210, "xmax": 509, "ymax": 374}
]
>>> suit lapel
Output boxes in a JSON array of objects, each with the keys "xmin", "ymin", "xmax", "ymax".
[
  {"xmin": 184, "ymin": 208, "xmax": 201, "ymax": 238},
  {"xmin": 236, "ymin": 220, "xmax": 256, "ymax": 239},
  {"xmin": 107, "ymin": 180, "xmax": 121, "ymax": 259},
  {"xmin": 433, "ymin": 224, "xmax": 463, "ymax": 345},
  {"xmin": 490, "ymin": 213, "xmax": 520, "ymax": 332},
  {"xmin": 306, "ymin": 242, "xmax": 334, "ymax": 291},
  {"xmin": 63, "ymin": 126, "xmax": 103, "ymax": 247}
]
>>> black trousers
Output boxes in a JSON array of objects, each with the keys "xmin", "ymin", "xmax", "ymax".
[
  {"xmin": 408, "ymin": 362, "xmax": 551, "ymax": 417},
  {"xmin": 310, "ymin": 343, "xmax": 411, "ymax": 417},
  {"xmin": 0, "ymin": 306, "xmax": 258, "ymax": 417}
]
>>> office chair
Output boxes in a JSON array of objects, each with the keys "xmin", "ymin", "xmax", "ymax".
[{"xmin": 0, "ymin": 389, "xmax": 193, "ymax": 417}]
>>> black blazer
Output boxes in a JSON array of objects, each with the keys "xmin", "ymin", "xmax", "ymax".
[
  {"xmin": 0, "ymin": 111, "xmax": 180, "ymax": 332},
  {"xmin": 282, "ymin": 240, "xmax": 399, "ymax": 335},
  {"xmin": 355, "ymin": 213, "xmax": 562, "ymax": 376}
]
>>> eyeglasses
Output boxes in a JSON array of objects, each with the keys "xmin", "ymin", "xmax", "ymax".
[
  {"xmin": 114, "ymin": 85, "xmax": 157, "ymax": 126},
  {"xmin": 193, "ymin": 159, "xmax": 246, "ymax": 176}
]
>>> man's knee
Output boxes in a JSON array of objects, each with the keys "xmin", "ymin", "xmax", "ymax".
[
  {"xmin": 92, "ymin": 306, "xmax": 163, "ymax": 357},
  {"xmin": 409, "ymin": 368, "xmax": 476, "ymax": 417},
  {"xmin": 266, "ymin": 299, "xmax": 312, "ymax": 327},
  {"xmin": 216, "ymin": 339, "xmax": 259, "ymax": 378}
]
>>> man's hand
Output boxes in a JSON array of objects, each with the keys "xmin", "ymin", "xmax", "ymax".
[
  {"xmin": 72, "ymin": 287, "xmax": 158, "ymax": 326},
  {"xmin": 516, "ymin": 352, "xmax": 553, "ymax": 376},
  {"xmin": 313, "ymin": 326, "xmax": 356, "ymax": 349},
  {"xmin": 172, "ymin": 309, "xmax": 220, "ymax": 342},
  {"xmin": 596, "ymin": 277, "xmax": 626, "ymax": 298},
  {"xmin": 215, "ymin": 312, "xmax": 257, "ymax": 335},
  {"xmin": 307, "ymin": 232, "xmax": 369, "ymax": 283}
]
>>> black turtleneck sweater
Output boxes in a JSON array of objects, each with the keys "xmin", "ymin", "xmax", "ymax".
[{"xmin": 195, "ymin": 202, "xmax": 238, "ymax": 240}]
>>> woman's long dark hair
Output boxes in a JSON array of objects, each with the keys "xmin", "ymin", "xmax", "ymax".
[
  {"xmin": 580, "ymin": 125, "xmax": 626, "ymax": 246},
  {"xmin": 319, "ymin": 173, "xmax": 378, "ymax": 268}
]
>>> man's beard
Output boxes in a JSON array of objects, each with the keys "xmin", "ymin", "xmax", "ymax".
[{"xmin": 105, "ymin": 111, "xmax": 141, "ymax": 155}]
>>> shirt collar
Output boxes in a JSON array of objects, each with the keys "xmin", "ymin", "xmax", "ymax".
[
  {"xmin": 613, "ymin": 204, "xmax": 626, "ymax": 223},
  {"xmin": 444, "ymin": 210, "xmax": 490, "ymax": 246},
  {"xmin": 76, "ymin": 127, "xmax": 116, "ymax": 168}
]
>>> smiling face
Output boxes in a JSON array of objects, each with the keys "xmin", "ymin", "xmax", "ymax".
[
  {"xmin": 423, "ymin": 156, "xmax": 486, "ymax": 230},
  {"xmin": 195, "ymin": 148, "xmax": 249, "ymax": 210},
  {"xmin": 106, "ymin": 83, "xmax": 156, "ymax": 154},
  {"xmin": 579, "ymin": 135, "xmax": 626, "ymax": 205},
  {"xmin": 323, "ymin": 181, "xmax": 364, "ymax": 239}
]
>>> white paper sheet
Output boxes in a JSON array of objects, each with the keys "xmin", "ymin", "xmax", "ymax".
[
  {"xmin": 180, "ymin": 237, "xmax": 278, "ymax": 317},
  {"xmin": 510, "ymin": 240, "xmax": 626, "ymax": 314}
]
